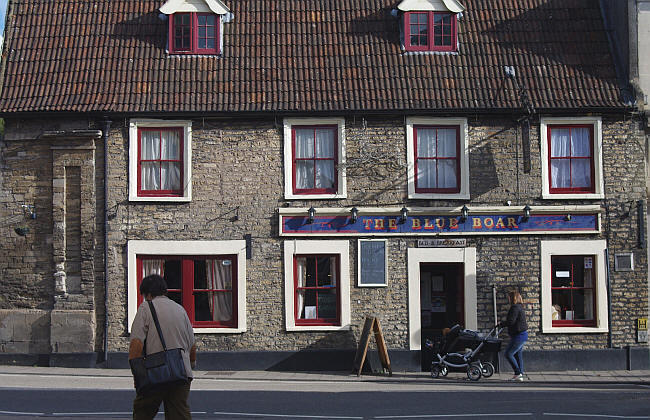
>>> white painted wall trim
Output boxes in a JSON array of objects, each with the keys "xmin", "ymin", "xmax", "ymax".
[
  {"xmin": 283, "ymin": 117, "xmax": 347, "ymax": 200},
  {"xmin": 407, "ymin": 247, "xmax": 477, "ymax": 350},
  {"xmin": 540, "ymin": 240, "xmax": 609, "ymax": 333},
  {"xmin": 540, "ymin": 116, "xmax": 604, "ymax": 200},
  {"xmin": 283, "ymin": 240, "xmax": 351, "ymax": 331},
  {"xmin": 127, "ymin": 240, "xmax": 246, "ymax": 334},
  {"xmin": 128, "ymin": 119, "xmax": 192, "ymax": 202},
  {"xmin": 405, "ymin": 117, "xmax": 470, "ymax": 200}
]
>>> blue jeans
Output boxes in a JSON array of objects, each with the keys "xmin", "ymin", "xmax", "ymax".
[{"xmin": 505, "ymin": 330, "xmax": 528, "ymax": 375}]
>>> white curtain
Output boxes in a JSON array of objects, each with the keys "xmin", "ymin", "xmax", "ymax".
[
  {"xmin": 206, "ymin": 259, "xmax": 233, "ymax": 322},
  {"xmin": 296, "ymin": 257, "xmax": 306, "ymax": 319},
  {"xmin": 295, "ymin": 129, "xmax": 314, "ymax": 189},
  {"xmin": 142, "ymin": 259, "xmax": 163, "ymax": 278},
  {"xmin": 315, "ymin": 129, "xmax": 335, "ymax": 189},
  {"xmin": 570, "ymin": 128, "xmax": 591, "ymax": 188},
  {"xmin": 416, "ymin": 128, "xmax": 436, "ymax": 189},
  {"xmin": 141, "ymin": 131, "xmax": 160, "ymax": 190},
  {"xmin": 329, "ymin": 257, "xmax": 337, "ymax": 287},
  {"xmin": 161, "ymin": 130, "xmax": 181, "ymax": 191},
  {"xmin": 437, "ymin": 129, "xmax": 457, "ymax": 188}
]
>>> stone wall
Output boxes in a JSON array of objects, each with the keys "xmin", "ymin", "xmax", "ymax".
[{"xmin": 0, "ymin": 114, "xmax": 647, "ymax": 358}]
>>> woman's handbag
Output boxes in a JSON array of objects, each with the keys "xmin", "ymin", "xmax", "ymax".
[{"xmin": 129, "ymin": 300, "xmax": 188, "ymax": 396}]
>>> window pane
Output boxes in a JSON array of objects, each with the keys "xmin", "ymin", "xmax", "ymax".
[
  {"xmin": 315, "ymin": 161, "xmax": 335, "ymax": 189},
  {"xmin": 161, "ymin": 130, "xmax": 180, "ymax": 160},
  {"xmin": 207, "ymin": 27, "xmax": 215, "ymax": 38},
  {"xmin": 168, "ymin": 291, "xmax": 182, "ymax": 306},
  {"xmin": 315, "ymin": 129, "xmax": 334, "ymax": 158},
  {"xmin": 437, "ymin": 129, "xmax": 457, "ymax": 157},
  {"xmin": 305, "ymin": 257, "xmax": 316, "ymax": 287},
  {"xmin": 194, "ymin": 260, "xmax": 207, "ymax": 289},
  {"xmin": 551, "ymin": 289, "xmax": 571, "ymax": 319},
  {"xmin": 571, "ymin": 128, "xmax": 591, "ymax": 157},
  {"xmin": 164, "ymin": 260, "xmax": 182, "ymax": 290},
  {"xmin": 551, "ymin": 256, "xmax": 572, "ymax": 287},
  {"xmin": 317, "ymin": 256, "xmax": 333, "ymax": 286},
  {"xmin": 298, "ymin": 290, "xmax": 317, "ymax": 319},
  {"xmin": 438, "ymin": 159, "xmax": 458, "ymax": 188},
  {"xmin": 416, "ymin": 160, "xmax": 436, "ymax": 189},
  {"xmin": 550, "ymin": 128, "xmax": 570, "ymax": 157},
  {"xmin": 317, "ymin": 289, "xmax": 337, "ymax": 319},
  {"xmin": 571, "ymin": 159, "xmax": 591, "ymax": 188},
  {"xmin": 206, "ymin": 15, "xmax": 215, "ymax": 25},
  {"xmin": 141, "ymin": 131, "xmax": 160, "ymax": 160},
  {"xmin": 295, "ymin": 161, "xmax": 314, "ymax": 189},
  {"xmin": 550, "ymin": 160, "xmax": 570, "ymax": 188},
  {"xmin": 198, "ymin": 15, "xmax": 206, "ymax": 25},
  {"xmin": 207, "ymin": 38, "xmax": 215, "ymax": 49},
  {"xmin": 195, "ymin": 291, "xmax": 232, "ymax": 322},
  {"xmin": 161, "ymin": 162, "xmax": 181, "ymax": 190},
  {"xmin": 141, "ymin": 162, "xmax": 160, "ymax": 190},
  {"xmin": 417, "ymin": 128, "xmax": 436, "ymax": 157},
  {"xmin": 294, "ymin": 129, "xmax": 314, "ymax": 158},
  {"xmin": 198, "ymin": 27, "xmax": 206, "ymax": 40}
]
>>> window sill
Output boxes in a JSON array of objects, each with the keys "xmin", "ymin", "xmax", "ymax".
[
  {"xmin": 408, "ymin": 192, "xmax": 469, "ymax": 200},
  {"xmin": 542, "ymin": 193, "xmax": 604, "ymax": 200},
  {"xmin": 129, "ymin": 195, "xmax": 191, "ymax": 203},
  {"xmin": 285, "ymin": 193, "xmax": 347, "ymax": 200},
  {"xmin": 193, "ymin": 327, "xmax": 245, "ymax": 334},
  {"xmin": 542, "ymin": 326, "xmax": 608, "ymax": 334},
  {"xmin": 287, "ymin": 325, "xmax": 352, "ymax": 332}
]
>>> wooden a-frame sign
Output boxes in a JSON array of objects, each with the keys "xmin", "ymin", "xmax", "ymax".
[{"xmin": 352, "ymin": 316, "xmax": 392, "ymax": 376}]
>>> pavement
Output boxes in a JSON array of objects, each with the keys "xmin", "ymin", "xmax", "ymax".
[{"xmin": 0, "ymin": 365, "xmax": 649, "ymax": 392}]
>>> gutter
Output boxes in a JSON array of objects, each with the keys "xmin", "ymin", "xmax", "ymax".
[{"xmin": 101, "ymin": 118, "xmax": 111, "ymax": 364}]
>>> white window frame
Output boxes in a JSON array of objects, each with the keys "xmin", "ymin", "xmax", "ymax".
[
  {"xmin": 127, "ymin": 240, "xmax": 247, "ymax": 334},
  {"xmin": 283, "ymin": 118, "xmax": 347, "ymax": 200},
  {"xmin": 540, "ymin": 240, "xmax": 609, "ymax": 333},
  {"xmin": 406, "ymin": 117, "xmax": 470, "ymax": 200},
  {"xmin": 357, "ymin": 239, "xmax": 388, "ymax": 287},
  {"xmin": 283, "ymin": 240, "xmax": 351, "ymax": 331},
  {"xmin": 129, "ymin": 119, "xmax": 192, "ymax": 202},
  {"xmin": 540, "ymin": 116, "xmax": 604, "ymax": 199}
]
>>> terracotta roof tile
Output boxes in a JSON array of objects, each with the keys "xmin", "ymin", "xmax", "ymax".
[{"xmin": 0, "ymin": 0, "xmax": 627, "ymax": 114}]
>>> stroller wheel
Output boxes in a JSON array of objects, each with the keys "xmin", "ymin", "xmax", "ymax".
[
  {"xmin": 481, "ymin": 362, "xmax": 495, "ymax": 378},
  {"xmin": 431, "ymin": 363, "xmax": 441, "ymax": 379},
  {"xmin": 440, "ymin": 365, "xmax": 448, "ymax": 376},
  {"xmin": 467, "ymin": 364, "xmax": 482, "ymax": 381}
]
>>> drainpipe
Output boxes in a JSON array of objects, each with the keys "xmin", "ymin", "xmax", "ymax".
[
  {"xmin": 101, "ymin": 118, "xmax": 112, "ymax": 365},
  {"xmin": 605, "ymin": 247, "xmax": 613, "ymax": 348}
]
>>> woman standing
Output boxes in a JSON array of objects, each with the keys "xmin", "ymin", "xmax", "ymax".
[{"xmin": 500, "ymin": 290, "xmax": 528, "ymax": 381}]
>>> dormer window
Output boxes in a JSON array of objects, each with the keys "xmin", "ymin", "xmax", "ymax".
[
  {"xmin": 398, "ymin": 0, "xmax": 464, "ymax": 53},
  {"xmin": 160, "ymin": 0, "xmax": 230, "ymax": 55},
  {"xmin": 404, "ymin": 11, "xmax": 456, "ymax": 52},
  {"xmin": 170, "ymin": 13, "xmax": 219, "ymax": 54}
]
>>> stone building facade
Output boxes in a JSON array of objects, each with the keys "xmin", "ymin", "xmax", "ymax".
[{"xmin": 0, "ymin": 0, "xmax": 649, "ymax": 371}]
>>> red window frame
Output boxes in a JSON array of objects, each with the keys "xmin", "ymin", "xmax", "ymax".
[
  {"xmin": 169, "ymin": 12, "xmax": 220, "ymax": 54},
  {"xmin": 137, "ymin": 127, "xmax": 184, "ymax": 197},
  {"xmin": 548, "ymin": 124, "xmax": 595, "ymax": 194},
  {"xmin": 291, "ymin": 125, "xmax": 339, "ymax": 195},
  {"xmin": 404, "ymin": 11, "xmax": 457, "ymax": 52},
  {"xmin": 413, "ymin": 125, "xmax": 461, "ymax": 193},
  {"xmin": 551, "ymin": 255, "xmax": 597, "ymax": 327},
  {"xmin": 294, "ymin": 254, "xmax": 341, "ymax": 326},
  {"xmin": 136, "ymin": 255, "xmax": 237, "ymax": 328}
]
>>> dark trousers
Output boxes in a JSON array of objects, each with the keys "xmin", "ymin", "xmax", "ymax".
[{"xmin": 133, "ymin": 381, "xmax": 191, "ymax": 420}]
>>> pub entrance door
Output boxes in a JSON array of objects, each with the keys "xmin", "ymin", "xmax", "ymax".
[{"xmin": 420, "ymin": 262, "xmax": 464, "ymax": 370}]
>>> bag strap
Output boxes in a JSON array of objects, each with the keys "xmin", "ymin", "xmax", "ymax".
[{"xmin": 147, "ymin": 300, "xmax": 167, "ymax": 351}]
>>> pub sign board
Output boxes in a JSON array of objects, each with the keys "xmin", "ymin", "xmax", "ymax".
[{"xmin": 280, "ymin": 214, "xmax": 599, "ymax": 236}]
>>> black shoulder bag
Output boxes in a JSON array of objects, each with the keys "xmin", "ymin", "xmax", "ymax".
[{"xmin": 129, "ymin": 300, "xmax": 189, "ymax": 396}]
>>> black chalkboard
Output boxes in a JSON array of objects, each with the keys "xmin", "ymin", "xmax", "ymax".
[{"xmin": 359, "ymin": 240, "xmax": 386, "ymax": 286}]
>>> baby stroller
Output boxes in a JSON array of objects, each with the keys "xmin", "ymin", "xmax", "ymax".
[{"xmin": 425, "ymin": 324, "xmax": 503, "ymax": 381}]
